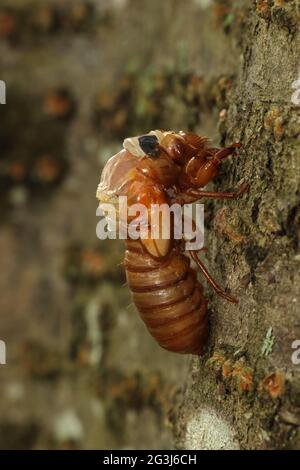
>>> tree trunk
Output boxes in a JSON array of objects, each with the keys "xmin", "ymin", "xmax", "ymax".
[{"xmin": 175, "ymin": 0, "xmax": 300, "ymax": 450}]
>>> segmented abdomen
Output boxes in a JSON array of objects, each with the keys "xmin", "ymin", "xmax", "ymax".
[{"xmin": 124, "ymin": 240, "xmax": 209, "ymax": 355}]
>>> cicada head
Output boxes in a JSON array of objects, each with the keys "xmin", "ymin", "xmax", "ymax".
[{"xmin": 123, "ymin": 130, "xmax": 182, "ymax": 187}]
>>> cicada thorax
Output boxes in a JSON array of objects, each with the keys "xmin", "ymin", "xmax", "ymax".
[
  {"xmin": 119, "ymin": 174, "xmax": 173, "ymax": 258},
  {"xmin": 97, "ymin": 144, "xmax": 178, "ymax": 258}
]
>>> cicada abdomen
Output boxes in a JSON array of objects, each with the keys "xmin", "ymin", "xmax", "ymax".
[{"xmin": 124, "ymin": 239, "xmax": 208, "ymax": 355}]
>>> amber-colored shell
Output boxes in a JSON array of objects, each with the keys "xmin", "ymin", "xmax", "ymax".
[
  {"xmin": 97, "ymin": 130, "xmax": 244, "ymax": 356},
  {"xmin": 124, "ymin": 240, "xmax": 208, "ymax": 355}
]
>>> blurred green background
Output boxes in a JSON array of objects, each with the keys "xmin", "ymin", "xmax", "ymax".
[{"xmin": 0, "ymin": 0, "xmax": 239, "ymax": 449}]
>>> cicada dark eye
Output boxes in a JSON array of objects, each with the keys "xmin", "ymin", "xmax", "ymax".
[{"xmin": 138, "ymin": 135, "xmax": 160, "ymax": 158}]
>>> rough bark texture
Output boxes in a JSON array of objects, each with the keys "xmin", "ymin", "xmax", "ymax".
[
  {"xmin": 175, "ymin": 0, "xmax": 300, "ymax": 450},
  {"xmin": 0, "ymin": 0, "xmax": 299, "ymax": 450}
]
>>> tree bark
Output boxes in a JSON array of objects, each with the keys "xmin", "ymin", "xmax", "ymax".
[{"xmin": 175, "ymin": 0, "xmax": 300, "ymax": 450}]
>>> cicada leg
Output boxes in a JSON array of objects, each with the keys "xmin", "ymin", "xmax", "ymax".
[
  {"xmin": 185, "ymin": 181, "xmax": 249, "ymax": 201},
  {"xmin": 190, "ymin": 250, "xmax": 238, "ymax": 304},
  {"xmin": 175, "ymin": 181, "xmax": 249, "ymax": 204}
]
